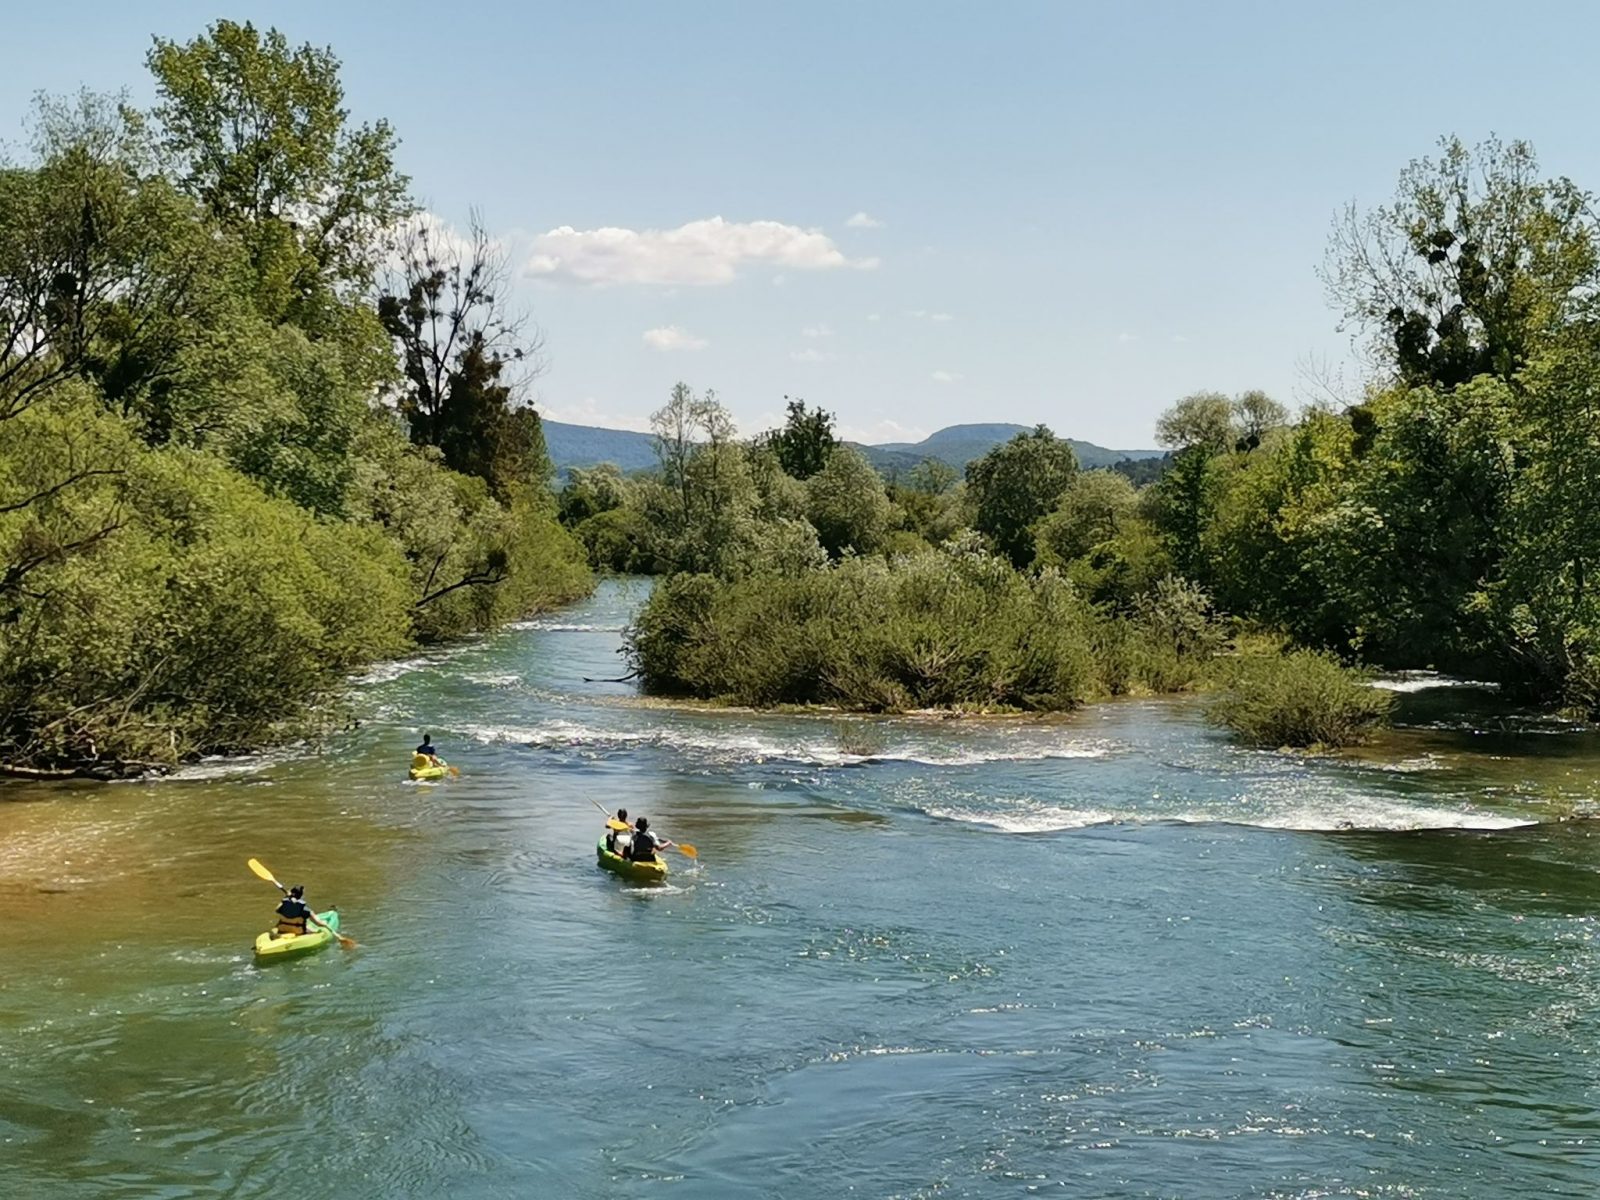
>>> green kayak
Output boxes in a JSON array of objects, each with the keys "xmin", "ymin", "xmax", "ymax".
[{"xmin": 253, "ymin": 909, "xmax": 340, "ymax": 963}]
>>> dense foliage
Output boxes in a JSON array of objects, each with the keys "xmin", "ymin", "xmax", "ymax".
[
  {"xmin": 1208, "ymin": 651, "xmax": 1394, "ymax": 749},
  {"xmin": 0, "ymin": 23, "xmax": 588, "ymax": 774}
]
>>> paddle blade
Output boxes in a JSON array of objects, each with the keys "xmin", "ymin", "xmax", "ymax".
[
  {"xmin": 448, "ymin": 765, "xmax": 461, "ymax": 778},
  {"xmin": 247, "ymin": 858, "xmax": 279, "ymax": 886},
  {"xmin": 675, "ymin": 843, "xmax": 698, "ymax": 859},
  {"xmin": 337, "ymin": 934, "xmax": 358, "ymax": 950},
  {"xmin": 607, "ymin": 819, "xmax": 630, "ymax": 831}
]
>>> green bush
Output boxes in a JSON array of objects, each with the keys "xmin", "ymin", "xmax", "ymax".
[
  {"xmin": 626, "ymin": 540, "xmax": 1214, "ymax": 712},
  {"xmin": 1207, "ymin": 650, "xmax": 1394, "ymax": 749}
]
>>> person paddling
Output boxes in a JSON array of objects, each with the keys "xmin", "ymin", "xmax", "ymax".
[
  {"xmin": 605, "ymin": 807, "xmax": 630, "ymax": 854},
  {"xmin": 273, "ymin": 884, "xmax": 334, "ymax": 940},
  {"xmin": 415, "ymin": 733, "xmax": 443, "ymax": 765},
  {"xmin": 626, "ymin": 816, "xmax": 674, "ymax": 863}
]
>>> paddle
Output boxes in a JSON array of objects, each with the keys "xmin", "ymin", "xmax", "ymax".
[{"xmin": 247, "ymin": 858, "xmax": 357, "ymax": 949}]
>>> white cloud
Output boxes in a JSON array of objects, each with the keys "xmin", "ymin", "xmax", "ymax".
[
  {"xmin": 865, "ymin": 313, "xmax": 882, "ymax": 323},
  {"xmin": 525, "ymin": 216, "xmax": 877, "ymax": 286},
  {"xmin": 846, "ymin": 211, "xmax": 885, "ymax": 229},
  {"xmin": 801, "ymin": 324, "xmax": 835, "ymax": 339},
  {"xmin": 642, "ymin": 325, "xmax": 708, "ymax": 351},
  {"xmin": 790, "ymin": 348, "xmax": 837, "ymax": 363},
  {"xmin": 1171, "ymin": 334, "xmax": 1190, "ymax": 343},
  {"xmin": 929, "ymin": 312, "xmax": 954, "ymax": 322},
  {"xmin": 930, "ymin": 370, "xmax": 963, "ymax": 384},
  {"xmin": 1117, "ymin": 332, "xmax": 1138, "ymax": 344},
  {"xmin": 906, "ymin": 309, "xmax": 954, "ymax": 322}
]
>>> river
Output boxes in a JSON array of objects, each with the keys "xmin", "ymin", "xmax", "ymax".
[{"xmin": 4, "ymin": 577, "xmax": 1600, "ymax": 1198}]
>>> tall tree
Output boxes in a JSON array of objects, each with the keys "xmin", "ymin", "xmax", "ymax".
[
  {"xmin": 147, "ymin": 20, "xmax": 412, "ymax": 325},
  {"xmin": 965, "ymin": 425, "xmax": 1078, "ymax": 568},
  {"xmin": 760, "ymin": 397, "xmax": 837, "ymax": 480},
  {"xmin": 379, "ymin": 214, "xmax": 546, "ymax": 496},
  {"xmin": 1324, "ymin": 135, "xmax": 1598, "ymax": 390}
]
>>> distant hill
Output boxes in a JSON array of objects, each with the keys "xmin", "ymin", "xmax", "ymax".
[
  {"xmin": 543, "ymin": 417, "xmax": 1164, "ymax": 478},
  {"xmin": 542, "ymin": 420, "xmax": 660, "ymax": 474}
]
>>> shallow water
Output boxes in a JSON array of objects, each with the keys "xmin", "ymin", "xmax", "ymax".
[{"xmin": 5, "ymin": 578, "xmax": 1600, "ymax": 1197}]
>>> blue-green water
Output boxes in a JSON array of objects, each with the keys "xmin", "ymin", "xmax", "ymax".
[{"xmin": 5, "ymin": 578, "xmax": 1600, "ymax": 1197}]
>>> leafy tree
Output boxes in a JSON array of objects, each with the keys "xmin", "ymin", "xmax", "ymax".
[
  {"xmin": 147, "ymin": 20, "xmax": 411, "ymax": 324},
  {"xmin": 760, "ymin": 397, "xmax": 837, "ymax": 480},
  {"xmin": 965, "ymin": 425, "xmax": 1078, "ymax": 567},
  {"xmin": 1232, "ymin": 389, "xmax": 1288, "ymax": 449},
  {"xmin": 1155, "ymin": 391, "xmax": 1236, "ymax": 453},
  {"xmin": 379, "ymin": 214, "xmax": 546, "ymax": 496},
  {"xmin": 1034, "ymin": 470, "xmax": 1138, "ymax": 567},
  {"xmin": 806, "ymin": 444, "xmax": 890, "ymax": 557},
  {"xmin": 1324, "ymin": 135, "xmax": 1598, "ymax": 389}
]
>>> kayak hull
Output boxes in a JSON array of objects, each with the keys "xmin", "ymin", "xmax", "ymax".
[
  {"xmin": 597, "ymin": 841, "xmax": 668, "ymax": 883},
  {"xmin": 253, "ymin": 909, "xmax": 340, "ymax": 962},
  {"xmin": 409, "ymin": 765, "xmax": 448, "ymax": 780}
]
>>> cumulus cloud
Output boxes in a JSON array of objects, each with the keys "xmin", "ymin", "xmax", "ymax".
[
  {"xmin": 525, "ymin": 216, "xmax": 878, "ymax": 286},
  {"xmin": 846, "ymin": 211, "xmax": 885, "ymax": 229},
  {"xmin": 930, "ymin": 370, "xmax": 963, "ymax": 384},
  {"xmin": 790, "ymin": 348, "xmax": 837, "ymax": 363},
  {"xmin": 801, "ymin": 324, "xmax": 834, "ymax": 339},
  {"xmin": 642, "ymin": 325, "xmax": 708, "ymax": 351},
  {"xmin": 906, "ymin": 309, "xmax": 954, "ymax": 322}
]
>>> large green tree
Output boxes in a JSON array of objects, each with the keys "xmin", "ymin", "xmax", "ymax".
[
  {"xmin": 1324, "ymin": 135, "xmax": 1598, "ymax": 390},
  {"xmin": 147, "ymin": 19, "xmax": 412, "ymax": 326},
  {"xmin": 965, "ymin": 425, "xmax": 1078, "ymax": 568}
]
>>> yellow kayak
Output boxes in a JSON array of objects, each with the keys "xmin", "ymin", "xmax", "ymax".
[
  {"xmin": 597, "ymin": 841, "xmax": 668, "ymax": 883},
  {"xmin": 253, "ymin": 910, "xmax": 340, "ymax": 962},
  {"xmin": 409, "ymin": 753, "xmax": 448, "ymax": 780}
]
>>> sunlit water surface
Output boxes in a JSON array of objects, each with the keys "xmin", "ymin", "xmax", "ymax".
[{"xmin": 5, "ymin": 578, "xmax": 1600, "ymax": 1197}]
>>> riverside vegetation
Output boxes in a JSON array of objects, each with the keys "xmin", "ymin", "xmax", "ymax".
[
  {"xmin": 0, "ymin": 22, "xmax": 589, "ymax": 776},
  {"xmin": 564, "ymin": 137, "xmax": 1600, "ymax": 749}
]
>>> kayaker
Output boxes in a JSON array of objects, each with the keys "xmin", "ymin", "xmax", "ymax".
[
  {"xmin": 626, "ymin": 816, "xmax": 674, "ymax": 863},
  {"xmin": 415, "ymin": 733, "xmax": 443, "ymax": 765},
  {"xmin": 605, "ymin": 807, "xmax": 630, "ymax": 854},
  {"xmin": 274, "ymin": 885, "xmax": 334, "ymax": 939}
]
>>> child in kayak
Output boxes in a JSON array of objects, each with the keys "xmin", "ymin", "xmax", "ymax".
[
  {"xmin": 415, "ymin": 733, "xmax": 444, "ymax": 765},
  {"xmin": 274, "ymin": 885, "xmax": 335, "ymax": 939},
  {"xmin": 626, "ymin": 816, "xmax": 674, "ymax": 863},
  {"xmin": 605, "ymin": 808, "xmax": 630, "ymax": 854}
]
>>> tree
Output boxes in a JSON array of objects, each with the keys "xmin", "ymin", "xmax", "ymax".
[
  {"xmin": 1323, "ymin": 135, "xmax": 1598, "ymax": 390},
  {"xmin": 965, "ymin": 425, "xmax": 1078, "ymax": 567},
  {"xmin": 1232, "ymin": 389, "xmax": 1288, "ymax": 450},
  {"xmin": 147, "ymin": 20, "xmax": 412, "ymax": 324},
  {"xmin": 760, "ymin": 397, "xmax": 836, "ymax": 480},
  {"xmin": 1034, "ymin": 470, "xmax": 1138, "ymax": 567},
  {"xmin": 806, "ymin": 445, "xmax": 890, "ymax": 557},
  {"xmin": 1155, "ymin": 391, "xmax": 1236, "ymax": 453},
  {"xmin": 378, "ymin": 214, "xmax": 546, "ymax": 497}
]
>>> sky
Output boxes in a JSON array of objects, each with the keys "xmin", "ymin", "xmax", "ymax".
[{"xmin": 3, "ymin": 1, "xmax": 1598, "ymax": 446}]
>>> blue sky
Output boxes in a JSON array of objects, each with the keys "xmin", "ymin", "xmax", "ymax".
[{"xmin": 3, "ymin": 2, "xmax": 1595, "ymax": 446}]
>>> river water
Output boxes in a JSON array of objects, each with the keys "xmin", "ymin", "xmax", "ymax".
[{"xmin": 4, "ymin": 578, "xmax": 1600, "ymax": 1198}]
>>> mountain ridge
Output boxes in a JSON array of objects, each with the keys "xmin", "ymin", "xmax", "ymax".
[{"xmin": 542, "ymin": 418, "xmax": 1164, "ymax": 477}]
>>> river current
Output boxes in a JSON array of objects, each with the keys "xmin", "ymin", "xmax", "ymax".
[{"xmin": 4, "ymin": 577, "xmax": 1600, "ymax": 1197}]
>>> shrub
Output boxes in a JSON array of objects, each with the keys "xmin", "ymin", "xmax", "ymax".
[{"xmin": 1207, "ymin": 650, "xmax": 1394, "ymax": 748}]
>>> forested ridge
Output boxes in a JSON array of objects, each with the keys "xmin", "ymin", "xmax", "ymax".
[
  {"xmin": 567, "ymin": 136, "xmax": 1600, "ymax": 744},
  {"xmin": 0, "ymin": 22, "xmax": 589, "ymax": 776}
]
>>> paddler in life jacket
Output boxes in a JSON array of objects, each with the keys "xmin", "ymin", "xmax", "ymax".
[
  {"xmin": 626, "ymin": 816, "xmax": 674, "ymax": 863},
  {"xmin": 412, "ymin": 733, "xmax": 448, "ymax": 774},
  {"xmin": 605, "ymin": 808, "xmax": 630, "ymax": 854},
  {"xmin": 274, "ymin": 885, "xmax": 334, "ymax": 939}
]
